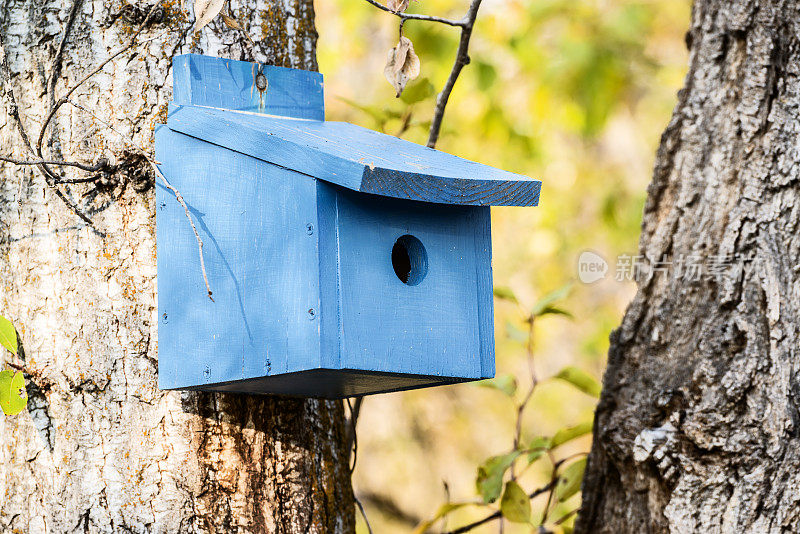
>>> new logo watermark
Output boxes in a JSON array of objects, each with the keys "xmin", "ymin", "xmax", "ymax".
[
  {"xmin": 576, "ymin": 250, "xmax": 742, "ymax": 285},
  {"xmin": 577, "ymin": 251, "xmax": 608, "ymax": 284}
]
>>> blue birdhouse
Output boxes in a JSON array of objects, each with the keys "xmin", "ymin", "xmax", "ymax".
[{"xmin": 155, "ymin": 54, "xmax": 541, "ymax": 398}]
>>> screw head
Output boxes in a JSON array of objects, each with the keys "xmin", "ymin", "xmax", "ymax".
[
  {"xmin": 255, "ymin": 73, "xmax": 268, "ymax": 92},
  {"xmin": 307, "ymin": 308, "xmax": 316, "ymax": 320},
  {"xmin": 306, "ymin": 223, "xmax": 314, "ymax": 235}
]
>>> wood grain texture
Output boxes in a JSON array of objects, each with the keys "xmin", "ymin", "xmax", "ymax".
[
  {"xmin": 156, "ymin": 126, "xmax": 322, "ymax": 390},
  {"xmin": 165, "ymin": 101, "xmax": 541, "ymax": 206},
  {"xmin": 328, "ymin": 185, "xmax": 492, "ymax": 380},
  {"xmin": 156, "ymin": 127, "xmax": 495, "ymax": 395},
  {"xmin": 172, "ymin": 54, "xmax": 324, "ymax": 120}
]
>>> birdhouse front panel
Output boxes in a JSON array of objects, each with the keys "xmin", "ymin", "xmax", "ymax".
[
  {"xmin": 156, "ymin": 54, "xmax": 541, "ymax": 398},
  {"xmin": 320, "ymin": 185, "xmax": 493, "ymax": 380}
]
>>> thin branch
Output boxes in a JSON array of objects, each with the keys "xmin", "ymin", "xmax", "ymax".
[
  {"xmin": 0, "ymin": 155, "xmax": 107, "ymax": 173},
  {"xmin": 49, "ymin": 0, "xmax": 84, "ymax": 103},
  {"xmin": 0, "ymin": 8, "xmax": 98, "ymax": 225},
  {"xmin": 355, "ymin": 496, "xmax": 374, "ymax": 534},
  {"xmin": 359, "ymin": 491, "xmax": 421, "ymax": 527},
  {"xmin": 345, "ymin": 397, "xmax": 363, "ymax": 473},
  {"xmin": 442, "ymin": 481, "xmax": 556, "ymax": 534},
  {"xmin": 362, "ymin": 0, "xmax": 466, "ymax": 27},
  {"xmin": 36, "ymin": 2, "xmax": 163, "ymax": 160},
  {"xmin": 554, "ymin": 507, "xmax": 579, "ymax": 526},
  {"xmin": 426, "ymin": 0, "xmax": 483, "ymax": 148},
  {"xmin": 66, "ymin": 98, "xmax": 215, "ymax": 301},
  {"xmin": 154, "ymin": 166, "xmax": 214, "ymax": 302}
]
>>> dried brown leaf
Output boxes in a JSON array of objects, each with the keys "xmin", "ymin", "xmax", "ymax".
[
  {"xmin": 384, "ymin": 36, "xmax": 421, "ymax": 97},
  {"xmin": 386, "ymin": 0, "xmax": 411, "ymax": 13},
  {"xmin": 194, "ymin": 0, "xmax": 224, "ymax": 32},
  {"xmin": 220, "ymin": 12, "xmax": 242, "ymax": 30}
]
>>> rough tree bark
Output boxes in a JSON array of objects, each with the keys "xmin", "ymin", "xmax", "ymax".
[
  {"xmin": 0, "ymin": 1, "xmax": 354, "ymax": 532},
  {"xmin": 577, "ymin": 1, "xmax": 800, "ymax": 532}
]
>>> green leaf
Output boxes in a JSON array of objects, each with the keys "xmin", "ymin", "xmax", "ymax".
[
  {"xmin": 554, "ymin": 366, "xmax": 601, "ymax": 398},
  {"xmin": 400, "ymin": 78, "xmax": 435, "ymax": 104},
  {"xmin": 335, "ymin": 96, "xmax": 401, "ymax": 127},
  {"xmin": 527, "ymin": 436, "xmax": 552, "ymax": 463},
  {"xmin": 493, "ymin": 286, "xmax": 519, "ymax": 305},
  {"xmin": 500, "ymin": 481, "xmax": 531, "ymax": 523},
  {"xmin": 535, "ymin": 305, "xmax": 574, "ymax": 319},
  {"xmin": 475, "ymin": 60, "xmax": 498, "ymax": 91},
  {"xmin": 0, "ymin": 316, "xmax": 17, "ymax": 356},
  {"xmin": 477, "ymin": 374, "xmax": 517, "ymax": 397},
  {"xmin": 0, "ymin": 370, "xmax": 27, "ymax": 416},
  {"xmin": 476, "ymin": 451, "xmax": 521, "ymax": 503},
  {"xmin": 555, "ymin": 458, "xmax": 587, "ymax": 502},
  {"xmin": 551, "ymin": 421, "xmax": 593, "ymax": 448},
  {"xmin": 505, "ymin": 321, "xmax": 529, "ymax": 343},
  {"xmin": 412, "ymin": 502, "xmax": 473, "ymax": 534},
  {"xmin": 531, "ymin": 283, "xmax": 573, "ymax": 317}
]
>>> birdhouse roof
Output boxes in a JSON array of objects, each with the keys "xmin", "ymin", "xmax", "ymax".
[{"xmin": 165, "ymin": 54, "xmax": 541, "ymax": 207}]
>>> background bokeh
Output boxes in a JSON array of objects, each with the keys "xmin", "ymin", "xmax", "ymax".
[{"xmin": 315, "ymin": 0, "xmax": 691, "ymax": 531}]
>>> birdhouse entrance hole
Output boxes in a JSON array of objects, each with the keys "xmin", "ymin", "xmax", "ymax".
[{"xmin": 392, "ymin": 234, "xmax": 428, "ymax": 286}]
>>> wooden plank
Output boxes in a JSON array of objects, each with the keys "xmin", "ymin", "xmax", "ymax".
[
  {"xmin": 172, "ymin": 54, "xmax": 324, "ymax": 120},
  {"xmin": 166, "ymin": 104, "xmax": 542, "ymax": 207},
  {"xmin": 329, "ymin": 185, "xmax": 490, "ymax": 379},
  {"xmin": 155, "ymin": 127, "xmax": 322, "ymax": 390},
  {"xmin": 471, "ymin": 207, "xmax": 496, "ymax": 378}
]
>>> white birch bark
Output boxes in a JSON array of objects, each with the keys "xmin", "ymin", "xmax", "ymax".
[{"xmin": 0, "ymin": 1, "xmax": 353, "ymax": 532}]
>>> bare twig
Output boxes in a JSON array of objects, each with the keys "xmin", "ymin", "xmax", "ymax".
[
  {"xmin": 426, "ymin": 0, "xmax": 483, "ymax": 148},
  {"xmin": 442, "ymin": 481, "xmax": 556, "ymax": 534},
  {"xmin": 49, "ymin": 0, "xmax": 84, "ymax": 103},
  {"xmin": 363, "ymin": 0, "xmax": 466, "ymax": 27},
  {"xmin": 355, "ymin": 496, "xmax": 374, "ymax": 534},
  {"xmin": 363, "ymin": 0, "xmax": 484, "ymax": 148},
  {"xmin": 359, "ymin": 491, "xmax": 421, "ymax": 527},
  {"xmin": 0, "ymin": 4, "xmax": 104, "ymax": 226},
  {"xmin": 154, "ymin": 166, "xmax": 214, "ymax": 302},
  {"xmin": 345, "ymin": 397, "xmax": 363, "ymax": 473},
  {"xmin": 0, "ymin": 155, "xmax": 107, "ymax": 172},
  {"xmin": 554, "ymin": 507, "xmax": 579, "ymax": 526},
  {"xmin": 66, "ymin": 98, "xmax": 215, "ymax": 301},
  {"xmin": 36, "ymin": 2, "xmax": 163, "ymax": 160}
]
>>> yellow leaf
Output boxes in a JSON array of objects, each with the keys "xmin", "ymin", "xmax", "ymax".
[{"xmin": 0, "ymin": 316, "xmax": 17, "ymax": 356}]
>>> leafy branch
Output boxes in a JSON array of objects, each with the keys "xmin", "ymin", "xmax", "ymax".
[
  {"xmin": 411, "ymin": 283, "xmax": 597, "ymax": 533},
  {"xmin": 365, "ymin": 0, "xmax": 484, "ymax": 148}
]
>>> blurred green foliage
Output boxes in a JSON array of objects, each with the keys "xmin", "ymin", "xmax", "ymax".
[{"xmin": 317, "ymin": 0, "xmax": 690, "ymax": 531}]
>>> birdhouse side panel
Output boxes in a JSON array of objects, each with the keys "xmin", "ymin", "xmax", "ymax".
[
  {"xmin": 155, "ymin": 128, "xmax": 322, "ymax": 389},
  {"xmin": 327, "ymin": 186, "xmax": 493, "ymax": 379}
]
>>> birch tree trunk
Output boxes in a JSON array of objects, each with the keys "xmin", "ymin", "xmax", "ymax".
[
  {"xmin": 577, "ymin": 1, "xmax": 800, "ymax": 532},
  {"xmin": 0, "ymin": 1, "xmax": 354, "ymax": 532}
]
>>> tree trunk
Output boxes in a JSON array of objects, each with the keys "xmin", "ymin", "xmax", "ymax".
[
  {"xmin": 577, "ymin": 1, "xmax": 800, "ymax": 532},
  {"xmin": 0, "ymin": 1, "xmax": 354, "ymax": 532}
]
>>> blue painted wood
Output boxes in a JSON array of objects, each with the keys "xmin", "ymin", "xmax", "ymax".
[
  {"xmin": 172, "ymin": 54, "xmax": 324, "ymax": 120},
  {"xmin": 327, "ymin": 185, "xmax": 493, "ymax": 379},
  {"xmin": 166, "ymin": 103, "xmax": 541, "ymax": 207},
  {"xmin": 156, "ymin": 129, "xmax": 495, "ymax": 396},
  {"xmin": 155, "ymin": 127, "xmax": 322, "ymax": 390},
  {"xmin": 153, "ymin": 53, "xmax": 539, "ymax": 398}
]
